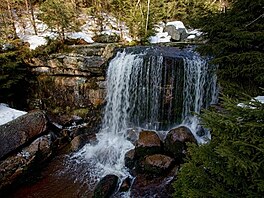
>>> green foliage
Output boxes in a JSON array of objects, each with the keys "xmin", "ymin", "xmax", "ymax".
[
  {"xmin": 196, "ymin": 0, "xmax": 264, "ymax": 95},
  {"xmin": 31, "ymin": 38, "xmax": 66, "ymax": 56},
  {"xmin": 163, "ymin": 0, "xmax": 222, "ymax": 24},
  {"xmin": 174, "ymin": 96, "xmax": 264, "ymax": 197},
  {"xmin": 109, "ymin": 0, "xmax": 164, "ymax": 42},
  {"xmin": 0, "ymin": 42, "xmax": 31, "ymax": 106},
  {"xmin": 39, "ymin": 0, "xmax": 79, "ymax": 41}
]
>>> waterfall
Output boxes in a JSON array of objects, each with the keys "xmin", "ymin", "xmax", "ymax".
[{"xmin": 74, "ymin": 46, "xmax": 218, "ymax": 183}]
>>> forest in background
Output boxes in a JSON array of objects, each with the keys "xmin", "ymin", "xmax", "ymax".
[
  {"xmin": 0, "ymin": 0, "xmax": 227, "ymax": 42},
  {"xmin": 0, "ymin": 0, "xmax": 263, "ymax": 197}
]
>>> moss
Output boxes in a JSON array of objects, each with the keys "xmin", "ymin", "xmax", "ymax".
[{"xmin": 72, "ymin": 108, "xmax": 89, "ymax": 117}]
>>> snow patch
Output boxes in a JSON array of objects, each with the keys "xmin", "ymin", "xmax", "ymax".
[
  {"xmin": 166, "ymin": 21, "xmax": 186, "ymax": 29},
  {"xmin": 237, "ymin": 96, "xmax": 264, "ymax": 108},
  {"xmin": 255, "ymin": 96, "xmax": 264, "ymax": 103},
  {"xmin": 21, "ymin": 35, "xmax": 47, "ymax": 50},
  {"xmin": 149, "ymin": 32, "xmax": 171, "ymax": 44},
  {"xmin": 187, "ymin": 35, "xmax": 196, "ymax": 39},
  {"xmin": 0, "ymin": 104, "xmax": 27, "ymax": 125},
  {"xmin": 67, "ymin": 32, "xmax": 94, "ymax": 43}
]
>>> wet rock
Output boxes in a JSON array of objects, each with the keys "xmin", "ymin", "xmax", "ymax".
[
  {"xmin": 119, "ymin": 177, "xmax": 132, "ymax": 192},
  {"xmin": 126, "ymin": 128, "xmax": 138, "ymax": 145},
  {"xmin": 0, "ymin": 110, "xmax": 48, "ymax": 159},
  {"xmin": 135, "ymin": 130, "xmax": 162, "ymax": 158},
  {"xmin": 93, "ymin": 174, "xmax": 119, "ymax": 198},
  {"xmin": 164, "ymin": 126, "xmax": 196, "ymax": 161},
  {"xmin": 70, "ymin": 133, "xmax": 97, "ymax": 151},
  {"xmin": 23, "ymin": 134, "xmax": 53, "ymax": 162},
  {"xmin": 130, "ymin": 166, "xmax": 178, "ymax": 198},
  {"xmin": 0, "ymin": 134, "xmax": 53, "ymax": 190},
  {"xmin": 140, "ymin": 154, "xmax": 174, "ymax": 175},
  {"xmin": 125, "ymin": 149, "xmax": 135, "ymax": 169},
  {"xmin": 196, "ymin": 126, "xmax": 206, "ymax": 137}
]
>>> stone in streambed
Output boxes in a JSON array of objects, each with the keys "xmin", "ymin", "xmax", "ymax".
[
  {"xmin": 119, "ymin": 177, "xmax": 132, "ymax": 192},
  {"xmin": 93, "ymin": 174, "xmax": 119, "ymax": 198},
  {"xmin": 135, "ymin": 130, "xmax": 162, "ymax": 158},
  {"xmin": 164, "ymin": 126, "xmax": 196, "ymax": 161},
  {"xmin": 125, "ymin": 149, "xmax": 136, "ymax": 169},
  {"xmin": 70, "ymin": 133, "xmax": 97, "ymax": 151},
  {"xmin": 140, "ymin": 154, "xmax": 174, "ymax": 175}
]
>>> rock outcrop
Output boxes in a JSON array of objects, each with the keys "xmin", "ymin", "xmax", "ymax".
[{"xmin": 27, "ymin": 43, "xmax": 118, "ymax": 129}]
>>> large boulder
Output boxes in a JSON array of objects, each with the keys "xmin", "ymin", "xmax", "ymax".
[
  {"xmin": 164, "ymin": 25, "xmax": 181, "ymax": 41},
  {"xmin": 163, "ymin": 21, "xmax": 188, "ymax": 41},
  {"xmin": 0, "ymin": 110, "xmax": 48, "ymax": 159},
  {"xmin": 130, "ymin": 166, "xmax": 179, "ymax": 198},
  {"xmin": 164, "ymin": 126, "xmax": 196, "ymax": 161},
  {"xmin": 135, "ymin": 130, "xmax": 162, "ymax": 158},
  {"xmin": 140, "ymin": 154, "xmax": 174, "ymax": 175},
  {"xmin": 93, "ymin": 174, "xmax": 119, "ymax": 198},
  {"xmin": 0, "ymin": 134, "xmax": 53, "ymax": 190}
]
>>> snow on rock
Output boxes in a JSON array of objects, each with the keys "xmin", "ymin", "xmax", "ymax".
[
  {"xmin": 187, "ymin": 35, "xmax": 196, "ymax": 39},
  {"xmin": 0, "ymin": 104, "xmax": 27, "ymax": 126},
  {"xmin": 255, "ymin": 96, "xmax": 264, "ymax": 103},
  {"xmin": 237, "ymin": 96, "xmax": 264, "ymax": 108},
  {"xmin": 149, "ymin": 32, "xmax": 171, "ymax": 44},
  {"xmin": 21, "ymin": 35, "xmax": 47, "ymax": 50},
  {"xmin": 188, "ymin": 29, "xmax": 203, "ymax": 37},
  {"xmin": 67, "ymin": 32, "xmax": 94, "ymax": 43},
  {"xmin": 166, "ymin": 21, "xmax": 186, "ymax": 30}
]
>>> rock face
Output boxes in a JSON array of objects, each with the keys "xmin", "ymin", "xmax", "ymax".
[
  {"xmin": 27, "ymin": 43, "xmax": 118, "ymax": 127},
  {"xmin": 135, "ymin": 130, "xmax": 162, "ymax": 158},
  {"xmin": 93, "ymin": 174, "xmax": 119, "ymax": 198},
  {"xmin": 0, "ymin": 110, "xmax": 47, "ymax": 159},
  {"xmin": 164, "ymin": 126, "xmax": 196, "ymax": 160}
]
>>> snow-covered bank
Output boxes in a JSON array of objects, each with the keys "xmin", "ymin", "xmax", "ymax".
[{"xmin": 0, "ymin": 104, "xmax": 27, "ymax": 126}]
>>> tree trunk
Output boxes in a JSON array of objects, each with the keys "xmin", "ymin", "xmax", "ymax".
[
  {"xmin": 145, "ymin": 0, "xmax": 150, "ymax": 36},
  {"xmin": 6, "ymin": 0, "xmax": 18, "ymax": 39},
  {"xmin": 28, "ymin": 0, "xmax": 38, "ymax": 35}
]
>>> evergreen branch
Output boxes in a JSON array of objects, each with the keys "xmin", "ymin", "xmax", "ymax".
[
  {"xmin": 245, "ymin": 13, "xmax": 264, "ymax": 27},
  {"xmin": 233, "ymin": 141, "xmax": 264, "ymax": 153}
]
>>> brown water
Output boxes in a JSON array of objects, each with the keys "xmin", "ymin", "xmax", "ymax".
[{"xmin": 1, "ymin": 154, "xmax": 96, "ymax": 198}]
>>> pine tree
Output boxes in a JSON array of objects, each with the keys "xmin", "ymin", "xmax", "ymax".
[
  {"xmin": 196, "ymin": 0, "xmax": 264, "ymax": 96},
  {"xmin": 39, "ymin": 0, "xmax": 79, "ymax": 42},
  {"xmin": 173, "ymin": 97, "xmax": 264, "ymax": 197}
]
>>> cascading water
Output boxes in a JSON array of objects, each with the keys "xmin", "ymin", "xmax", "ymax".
[{"xmin": 74, "ymin": 46, "xmax": 218, "ymax": 187}]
